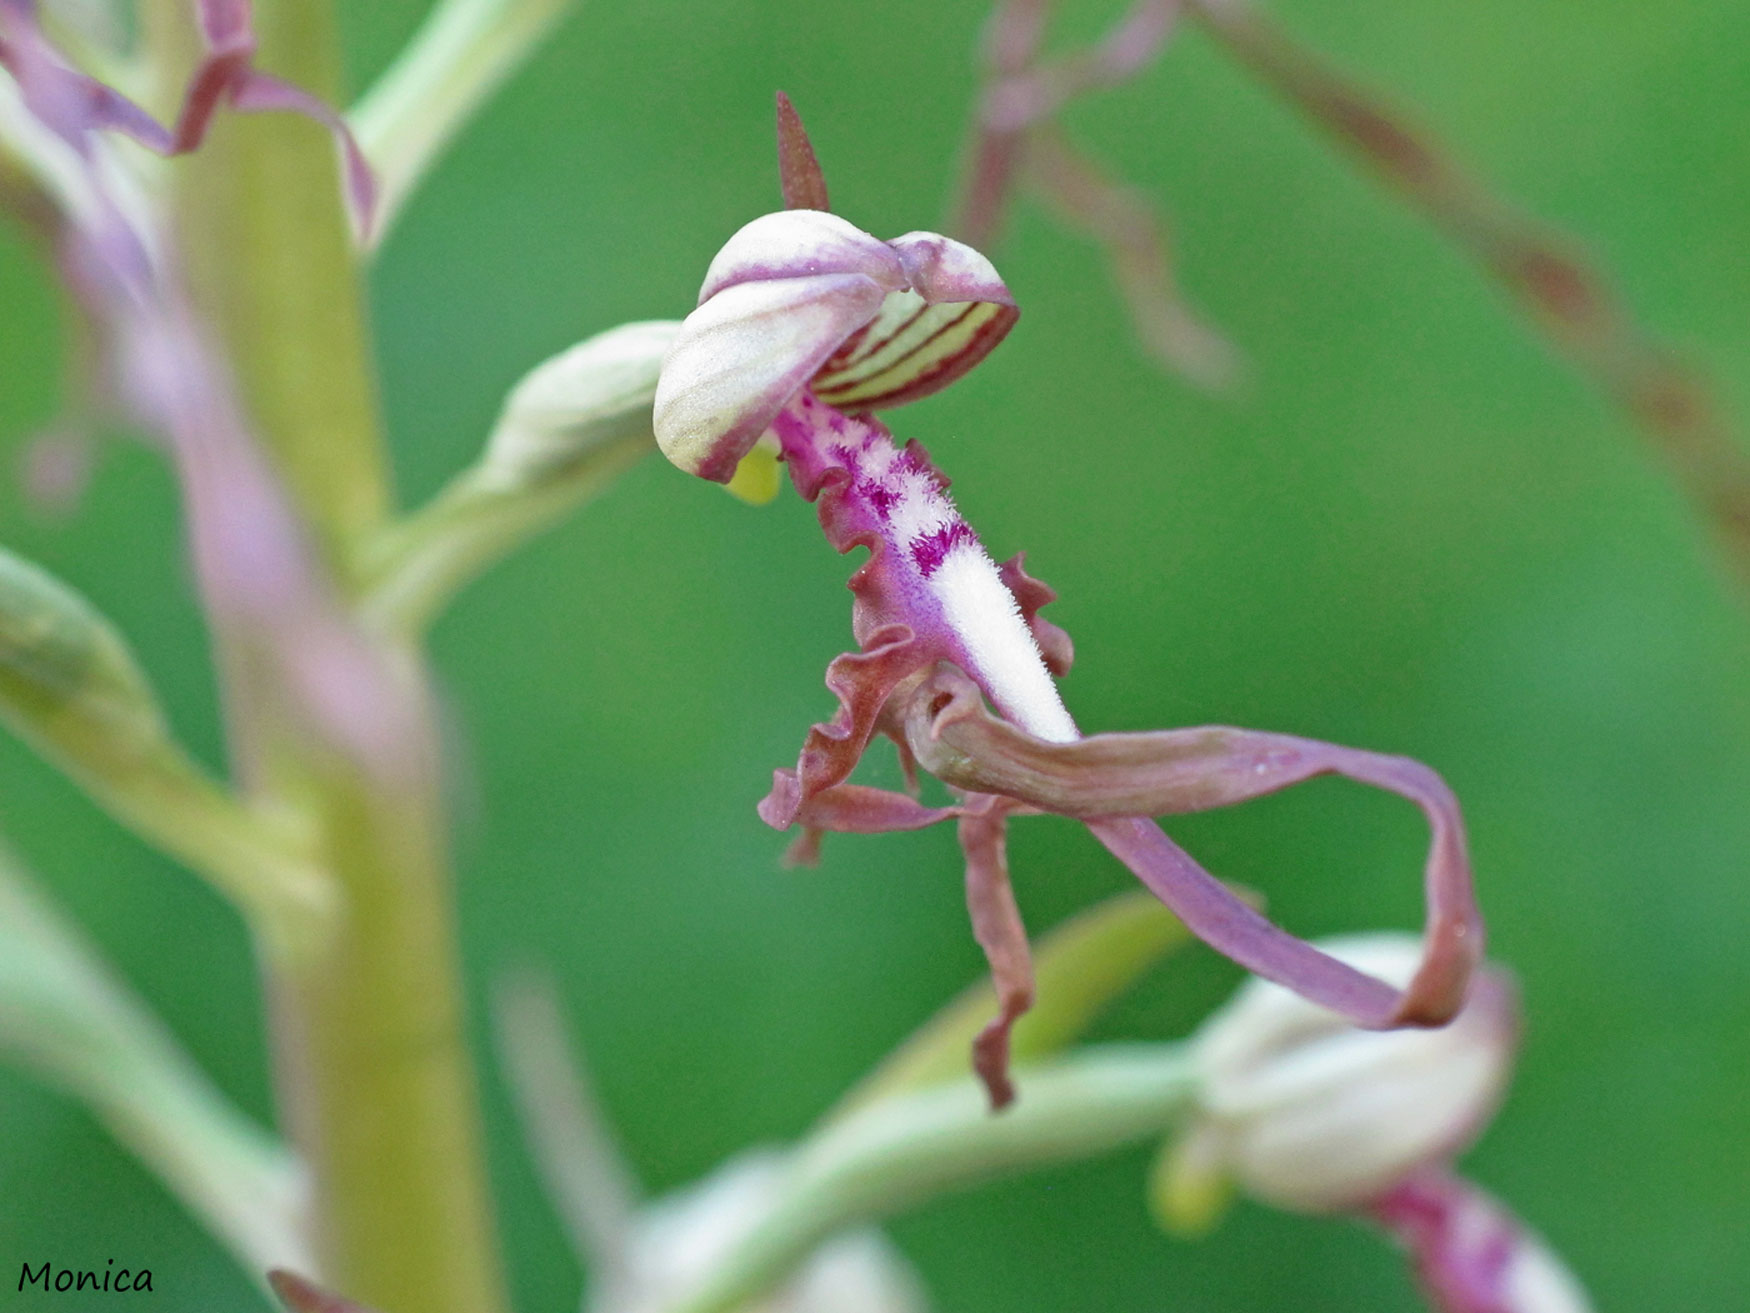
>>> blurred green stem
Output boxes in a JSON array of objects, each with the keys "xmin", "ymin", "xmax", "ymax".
[
  {"xmin": 357, "ymin": 439, "xmax": 648, "ymax": 635},
  {"xmin": 143, "ymin": 4, "xmax": 507, "ymax": 1311},
  {"xmin": 666, "ymin": 1044, "xmax": 1196, "ymax": 1313},
  {"xmin": 145, "ymin": 4, "xmax": 386, "ymax": 570},
  {"xmin": 349, "ymin": 0, "xmax": 574, "ymax": 243},
  {"xmin": 0, "ymin": 853, "xmax": 314, "ymax": 1286},
  {"xmin": 59, "ymin": 739, "xmax": 332, "ymax": 950}
]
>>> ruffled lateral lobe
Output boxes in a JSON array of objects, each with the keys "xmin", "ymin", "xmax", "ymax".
[
  {"xmin": 900, "ymin": 666, "xmax": 1483, "ymax": 1029},
  {"xmin": 959, "ymin": 793, "xmax": 1034, "ymax": 1110},
  {"xmin": 756, "ymin": 624, "xmax": 932, "ymax": 831},
  {"xmin": 653, "ymin": 211, "xmax": 1021, "ymax": 484},
  {"xmin": 0, "ymin": 0, "xmax": 377, "ymax": 235}
]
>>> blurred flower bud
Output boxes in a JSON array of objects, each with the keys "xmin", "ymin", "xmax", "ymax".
[
  {"xmin": 1157, "ymin": 933, "xmax": 1516, "ymax": 1227},
  {"xmin": 482, "ymin": 319, "xmax": 681, "ymax": 493},
  {"xmin": 591, "ymin": 1152, "xmax": 928, "ymax": 1313},
  {"xmin": 0, "ymin": 546, "xmax": 167, "ymax": 773},
  {"xmin": 653, "ymin": 209, "xmax": 1018, "ymax": 483}
]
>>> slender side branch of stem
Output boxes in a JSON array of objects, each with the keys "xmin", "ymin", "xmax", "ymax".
[
  {"xmin": 71, "ymin": 742, "xmax": 331, "ymax": 946},
  {"xmin": 0, "ymin": 848, "xmax": 313, "ymax": 1284},
  {"xmin": 493, "ymin": 974, "xmax": 641, "ymax": 1281},
  {"xmin": 349, "ymin": 0, "xmax": 574, "ymax": 243},
  {"xmin": 0, "ymin": 546, "xmax": 330, "ymax": 942},
  {"xmin": 662, "ymin": 1044, "xmax": 1196, "ymax": 1313},
  {"xmin": 1194, "ymin": 0, "xmax": 1750, "ymax": 589},
  {"xmin": 357, "ymin": 437, "xmax": 648, "ymax": 636},
  {"xmin": 357, "ymin": 318, "xmax": 675, "ymax": 636}
]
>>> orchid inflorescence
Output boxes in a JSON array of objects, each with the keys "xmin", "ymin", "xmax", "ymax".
[
  {"xmin": 652, "ymin": 96, "xmax": 1485, "ymax": 1109},
  {"xmin": 0, "ymin": 3, "xmax": 1607, "ymax": 1308}
]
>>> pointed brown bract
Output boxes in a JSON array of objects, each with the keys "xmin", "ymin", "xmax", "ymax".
[
  {"xmin": 267, "ymin": 1271, "xmax": 382, "ymax": 1313},
  {"xmin": 775, "ymin": 91, "xmax": 831, "ymax": 211}
]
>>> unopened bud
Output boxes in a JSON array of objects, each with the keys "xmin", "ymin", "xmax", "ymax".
[
  {"xmin": 0, "ymin": 547, "xmax": 167, "ymax": 774},
  {"xmin": 1159, "ymin": 933, "xmax": 1516, "ymax": 1223},
  {"xmin": 482, "ymin": 319, "xmax": 681, "ymax": 492}
]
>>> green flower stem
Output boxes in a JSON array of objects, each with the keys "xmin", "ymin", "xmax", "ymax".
[
  {"xmin": 0, "ymin": 547, "xmax": 330, "ymax": 944},
  {"xmin": 0, "ymin": 851, "xmax": 312, "ymax": 1284},
  {"xmin": 357, "ymin": 437, "xmax": 649, "ymax": 636},
  {"xmin": 665, "ymin": 1044, "xmax": 1196, "ymax": 1313},
  {"xmin": 66, "ymin": 740, "xmax": 332, "ymax": 952},
  {"xmin": 143, "ymin": 5, "xmax": 508, "ymax": 1311},
  {"xmin": 269, "ymin": 750, "xmax": 502, "ymax": 1313},
  {"xmin": 349, "ymin": 0, "xmax": 573, "ymax": 243}
]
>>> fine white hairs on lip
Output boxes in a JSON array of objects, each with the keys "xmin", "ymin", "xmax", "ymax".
[
  {"xmin": 849, "ymin": 425, "xmax": 1079, "ymax": 744},
  {"xmin": 859, "ymin": 440, "xmax": 956, "ymax": 545},
  {"xmin": 930, "ymin": 547, "xmax": 1079, "ymax": 744}
]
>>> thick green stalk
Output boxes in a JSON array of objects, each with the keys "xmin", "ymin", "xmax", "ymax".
[
  {"xmin": 143, "ymin": 6, "xmax": 507, "ymax": 1311},
  {"xmin": 149, "ymin": 2, "xmax": 387, "ymax": 569}
]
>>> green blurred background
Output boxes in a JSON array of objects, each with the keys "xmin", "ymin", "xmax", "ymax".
[{"xmin": 3, "ymin": 0, "xmax": 1748, "ymax": 1308}]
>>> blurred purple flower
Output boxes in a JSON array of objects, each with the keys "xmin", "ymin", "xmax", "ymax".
[
  {"xmin": 0, "ymin": 0, "xmax": 374, "ymax": 233},
  {"xmin": 0, "ymin": 1, "xmax": 418, "ymax": 779},
  {"xmin": 653, "ymin": 100, "xmax": 1485, "ymax": 1108}
]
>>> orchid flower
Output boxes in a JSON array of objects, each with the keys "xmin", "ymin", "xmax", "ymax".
[{"xmin": 653, "ymin": 96, "xmax": 1484, "ymax": 1109}]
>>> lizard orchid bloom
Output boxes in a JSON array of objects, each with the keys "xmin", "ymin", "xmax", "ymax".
[{"xmin": 654, "ymin": 97, "xmax": 1484, "ymax": 1109}]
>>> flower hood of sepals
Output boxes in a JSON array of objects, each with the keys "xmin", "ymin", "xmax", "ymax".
[
  {"xmin": 652, "ymin": 207, "xmax": 1019, "ymax": 484},
  {"xmin": 652, "ymin": 97, "xmax": 1485, "ymax": 1110}
]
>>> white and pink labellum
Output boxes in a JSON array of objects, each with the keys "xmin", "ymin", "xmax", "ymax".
[{"xmin": 652, "ymin": 210, "xmax": 1018, "ymax": 483}]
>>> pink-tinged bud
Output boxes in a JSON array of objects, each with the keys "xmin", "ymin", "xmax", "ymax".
[
  {"xmin": 653, "ymin": 210, "xmax": 1018, "ymax": 483},
  {"xmin": 1163, "ymin": 934, "xmax": 1516, "ymax": 1219}
]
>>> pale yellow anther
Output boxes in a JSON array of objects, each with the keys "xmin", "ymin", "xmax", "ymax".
[{"xmin": 723, "ymin": 439, "xmax": 783, "ymax": 506}]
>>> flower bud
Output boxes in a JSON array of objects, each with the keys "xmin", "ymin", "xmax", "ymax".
[
  {"xmin": 1158, "ymin": 933, "xmax": 1516, "ymax": 1223},
  {"xmin": 0, "ymin": 546, "xmax": 167, "ymax": 775},
  {"xmin": 654, "ymin": 210, "xmax": 1018, "ymax": 483},
  {"xmin": 482, "ymin": 319, "xmax": 681, "ymax": 492}
]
